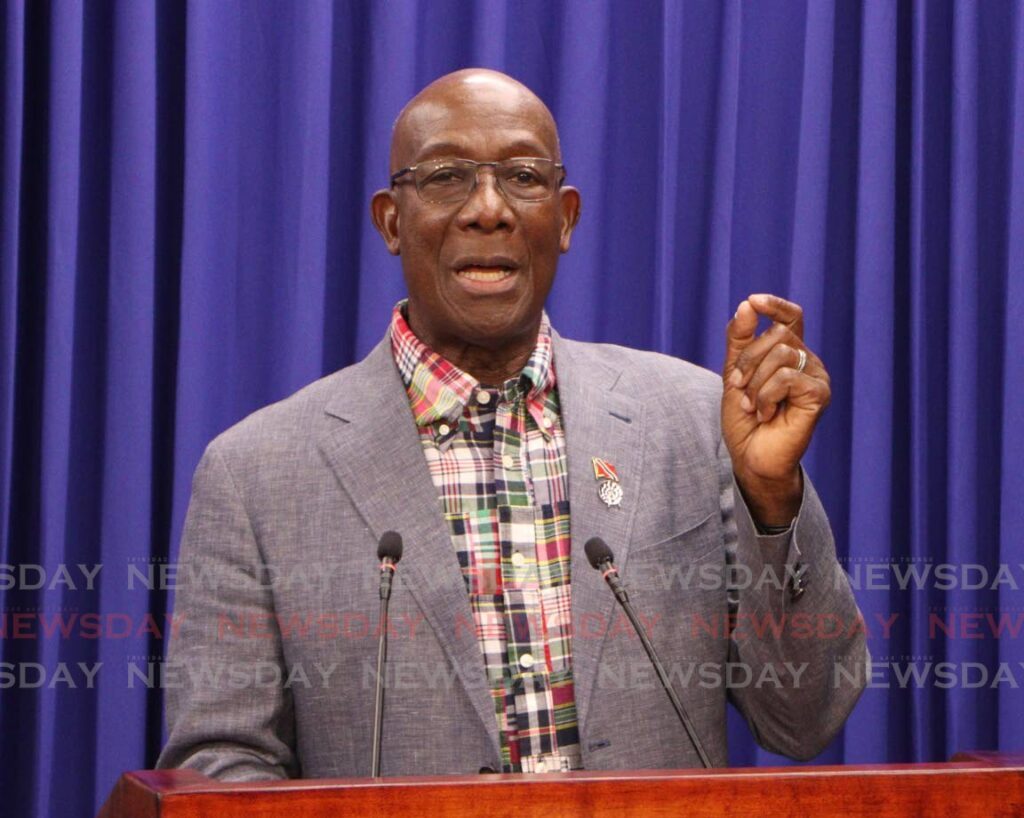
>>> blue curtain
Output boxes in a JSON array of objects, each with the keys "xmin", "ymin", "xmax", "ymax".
[{"xmin": 2, "ymin": 1, "xmax": 1022, "ymax": 816}]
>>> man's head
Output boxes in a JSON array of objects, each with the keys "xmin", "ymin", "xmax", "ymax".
[{"xmin": 371, "ymin": 69, "xmax": 581, "ymax": 382}]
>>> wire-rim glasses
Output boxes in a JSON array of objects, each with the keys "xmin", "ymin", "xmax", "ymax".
[{"xmin": 390, "ymin": 157, "xmax": 566, "ymax": 204}]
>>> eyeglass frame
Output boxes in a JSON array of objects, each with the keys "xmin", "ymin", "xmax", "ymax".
[{"xmin": 389, "ymin": 157, "xmax": 567, "ymax": 204}]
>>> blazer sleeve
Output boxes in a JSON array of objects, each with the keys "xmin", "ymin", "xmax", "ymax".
[
  {"xmin": 156, "ymin": 442, "xmax": 299, "ymax": 780},
  {"xmin": 720, "ymin": 437, "xmax": 869, "ymax": 761}
]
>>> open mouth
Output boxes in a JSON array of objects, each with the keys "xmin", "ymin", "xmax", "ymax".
[{"xmin": 457, "ymin": 265, "xmax": 516, "ymax": 282}]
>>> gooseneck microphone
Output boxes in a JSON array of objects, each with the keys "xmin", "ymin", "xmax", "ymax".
[
  {"xmin": 371, "ymin": 531, "xmax": 403, "ymax": 777},
  {"xmin": 584, "ymin": 537, "xmax": 713, "ymax": 768}
]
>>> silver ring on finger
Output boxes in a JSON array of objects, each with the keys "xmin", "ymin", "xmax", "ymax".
[{"xmin": 795, "ymin": 348, "xmax": 808, "ymax": 373}]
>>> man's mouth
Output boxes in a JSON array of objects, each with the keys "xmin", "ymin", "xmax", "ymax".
[
  {"xmin": 453, "ymin": 256, "xmax": 521, "ymax": 286},
  {"xmin": 457, "ymin": 265, "xmax": 515, "ymax": 282}
]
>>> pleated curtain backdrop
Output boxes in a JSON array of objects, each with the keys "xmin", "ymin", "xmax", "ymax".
[{"xmin": 1, "ymin": 1, "xmax": 1022, "ymax": 817}]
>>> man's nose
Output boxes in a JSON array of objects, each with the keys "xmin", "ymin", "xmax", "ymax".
[{"xmin": 456, "ymin": 168, "xmax": 515, "ymax": 231}]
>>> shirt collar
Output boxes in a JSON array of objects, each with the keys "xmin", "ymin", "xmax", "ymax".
[{"xmin": 389, "ymin": 300, "xmax": 558, "ymax": 429}]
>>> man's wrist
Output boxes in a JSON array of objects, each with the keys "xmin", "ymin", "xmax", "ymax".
[{"xmin": 734, "ymin": 468, "xmax": 803, "ymax": 529}]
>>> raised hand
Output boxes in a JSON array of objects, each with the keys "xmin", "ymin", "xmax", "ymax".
[{"xmin": 722, "ymin": 294, "xmax": 831, "ymax": 526}]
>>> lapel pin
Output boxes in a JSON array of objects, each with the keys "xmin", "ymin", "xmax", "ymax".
[{"xmin": 591, "ymin": 457, "xmax": 623, "ymax": 508}]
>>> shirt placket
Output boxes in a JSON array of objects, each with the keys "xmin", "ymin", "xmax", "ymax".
[
  {"xmin": 523, "ymin": 394, "xmax": 579, "ymax": 773},
  {"xmin": 494, "ymin": 383, "xmax": 548, "ymax": 769}
]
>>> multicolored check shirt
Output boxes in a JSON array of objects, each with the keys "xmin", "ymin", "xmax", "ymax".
[{"xmin": 390, "ymin": 302, "xmax": 582, "ymax": 773}]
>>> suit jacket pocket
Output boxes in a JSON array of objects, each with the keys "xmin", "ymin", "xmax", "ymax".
[
  {"xmin": 629, "ymin": 509, "xmax": 721, "ymax": 562},
  {"xmin": 624, "ymin": 510, "xmax": 726, "ymax": 601}
]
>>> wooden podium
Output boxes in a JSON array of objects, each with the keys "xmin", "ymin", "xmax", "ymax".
[{"xmin": 99, "ymin": 753, "xmax": 1024, "ymax": 817}]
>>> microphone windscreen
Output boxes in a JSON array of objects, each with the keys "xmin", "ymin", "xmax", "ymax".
[
  {"xmin": 377, "ymin": 530, "xmax": 404, "ymax": 563},
  {"xmin": 584, "ymin": 537, "xmax": 613, "ymax": 569}
]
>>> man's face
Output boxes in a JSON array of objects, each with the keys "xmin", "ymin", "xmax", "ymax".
[{"xmin": 372, "ymin": 75, "xmax": 580, "ymax": 366}]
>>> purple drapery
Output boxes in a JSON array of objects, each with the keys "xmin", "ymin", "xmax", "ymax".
[{"xmin": 1, "ymin": 1, "xmax": 1022, "ymax": 816}]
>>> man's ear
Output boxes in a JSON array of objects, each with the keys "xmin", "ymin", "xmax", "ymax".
[
  {"xmin": 558, "ymin": 186, "xmax": 581, "ymax": 253},
  {"xmin": 371, "ymin": 189, "xmax": 401, "ymax": 255}
]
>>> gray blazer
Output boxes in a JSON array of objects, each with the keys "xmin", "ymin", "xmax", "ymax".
[{"xmin": 157, "ymin": 333, "xmax": 867, "ymax": 779}]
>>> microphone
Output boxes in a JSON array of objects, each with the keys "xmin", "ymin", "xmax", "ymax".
[
  {"xmin": 584, "ymin": 537, "xmax": 713, "ymax": 768},
  {"xmin": 377, "ymin": 530, "xmax": 403, "ymax": 601},
  {"xmin": 371, "ymin": 531, "xmax": 403, "ymax": 777}
]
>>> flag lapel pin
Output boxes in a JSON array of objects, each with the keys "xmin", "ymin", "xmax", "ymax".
[{"xmin": 592, "ymin": 456, "xmax": 623, "ymax": 508}]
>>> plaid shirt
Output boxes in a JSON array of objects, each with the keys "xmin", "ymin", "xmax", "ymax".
[{"xmin": 390, "ymin": 302, "xmax": 582, "ymax": 773}]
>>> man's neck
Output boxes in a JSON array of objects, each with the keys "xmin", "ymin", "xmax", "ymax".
[
  {"xmin": 401, "ymin": 306, "xmax": 544, "ymax": 385},
  {"xmin": 431, "ymin": 338, "xmax": 535, "ymax": 385}
]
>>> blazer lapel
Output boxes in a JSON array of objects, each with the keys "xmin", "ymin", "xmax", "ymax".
[
  {"xmin": 553, "ymin": 334, "xmax": 646, "ymax": 738},
  {"xmin": 317, "ymin": 337, "xmax": 500, "ymax": 757}
]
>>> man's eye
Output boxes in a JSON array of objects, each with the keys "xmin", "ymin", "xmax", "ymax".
[
  {"xmin": 422, "ymin": 167, "xmax": 467, "ymax": 186},
  {"xmin": 504, "ymin": 166, "xmax": 544, "ymax": 187},
  {"xmin": 501, "ymin": 167, "xmax": 548, "ymax": 190}
]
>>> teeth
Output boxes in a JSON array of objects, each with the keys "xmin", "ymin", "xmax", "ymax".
[{"xmin": 459, "ymin": 267, "xmax": 512, "ymax": 281}]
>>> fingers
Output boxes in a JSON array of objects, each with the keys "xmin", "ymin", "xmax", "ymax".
[
  {"xmin": 724, "ymin": 294, "xmax": 805, "ymax": 383},
  {"xmin": 723, "ymin": 293, "xmax": 830, "ymax": 423},
  {"xmin": 741, "ymin": 339, "xmax": 826, "ymax": 396},
  {"xmin": 745, "ymin": 365, "xmax": 831, "ymax": 423},
  {"xmin": 724, "ymin": 299, "xmax": 759, "ymax": 373},
  {"xmin": 739, "ymin": 343, "xmax": 801, "ymax": 411},
  {"xmin": 748, "ymin": 293, "xmax": 804, "ymax": 339},
  {"xmin": 729, "ymin": 323, "xmax": 803, "ymax": 387}
]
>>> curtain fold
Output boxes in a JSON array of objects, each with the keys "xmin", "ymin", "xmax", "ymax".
[
  {"xmin": 999, "ymin": 0, "xmax": 1024, "ymax": 751},
  {"xmin": 1, "ymin": 1, "xmax": 1021, "ymax": 815}
]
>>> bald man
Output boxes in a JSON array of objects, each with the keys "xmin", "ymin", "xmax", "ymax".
[{"xmin": 158, "ymin": 69, "xmax": 867, "ymax": 780}]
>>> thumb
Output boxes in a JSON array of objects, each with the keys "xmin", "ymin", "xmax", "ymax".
[{"xmin": 723, "ymin": 299, "xmax": 758, "ymax": 377}]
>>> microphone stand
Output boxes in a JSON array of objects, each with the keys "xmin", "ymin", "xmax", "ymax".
[{"xmin": 371, "ymin": 532, "xmax": 402, "ymax": 777}]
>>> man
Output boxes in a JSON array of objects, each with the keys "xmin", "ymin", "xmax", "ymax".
[{"xmin": 158, "ymin": 69, "xmax": 866, "ymax": 779}]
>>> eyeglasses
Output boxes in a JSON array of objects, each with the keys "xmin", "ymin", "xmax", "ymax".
[{"xmin": 390, "ymin": 157, "xmax": 566, "ymax": 204}]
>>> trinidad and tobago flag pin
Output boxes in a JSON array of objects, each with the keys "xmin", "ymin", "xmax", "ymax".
[{"xmin": 591, "ymin": 457, "xmax": 623, "ymax": 508}]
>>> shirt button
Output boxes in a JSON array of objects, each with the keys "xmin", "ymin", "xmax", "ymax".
[
  {"xmin": 542, "ymin": 415, "xmax": 553, "ymax": 429},
  {"xmin": 502, "ymin": 454, "xmax": 515, "ymax": 470},
  {"xmin": 438, "ymin": 423, "xmax": 451, "ymax": 436},
  {"xmin": 511, "ymin": 551, "xmax": 526, "ymax": 567},
  {"xmin": 519, "ymin": 653, "xmax": 535, "ymax": 669},
  {"xmin": 477, "ymin": 390, "xmax": 491, "ymax": 405}
]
